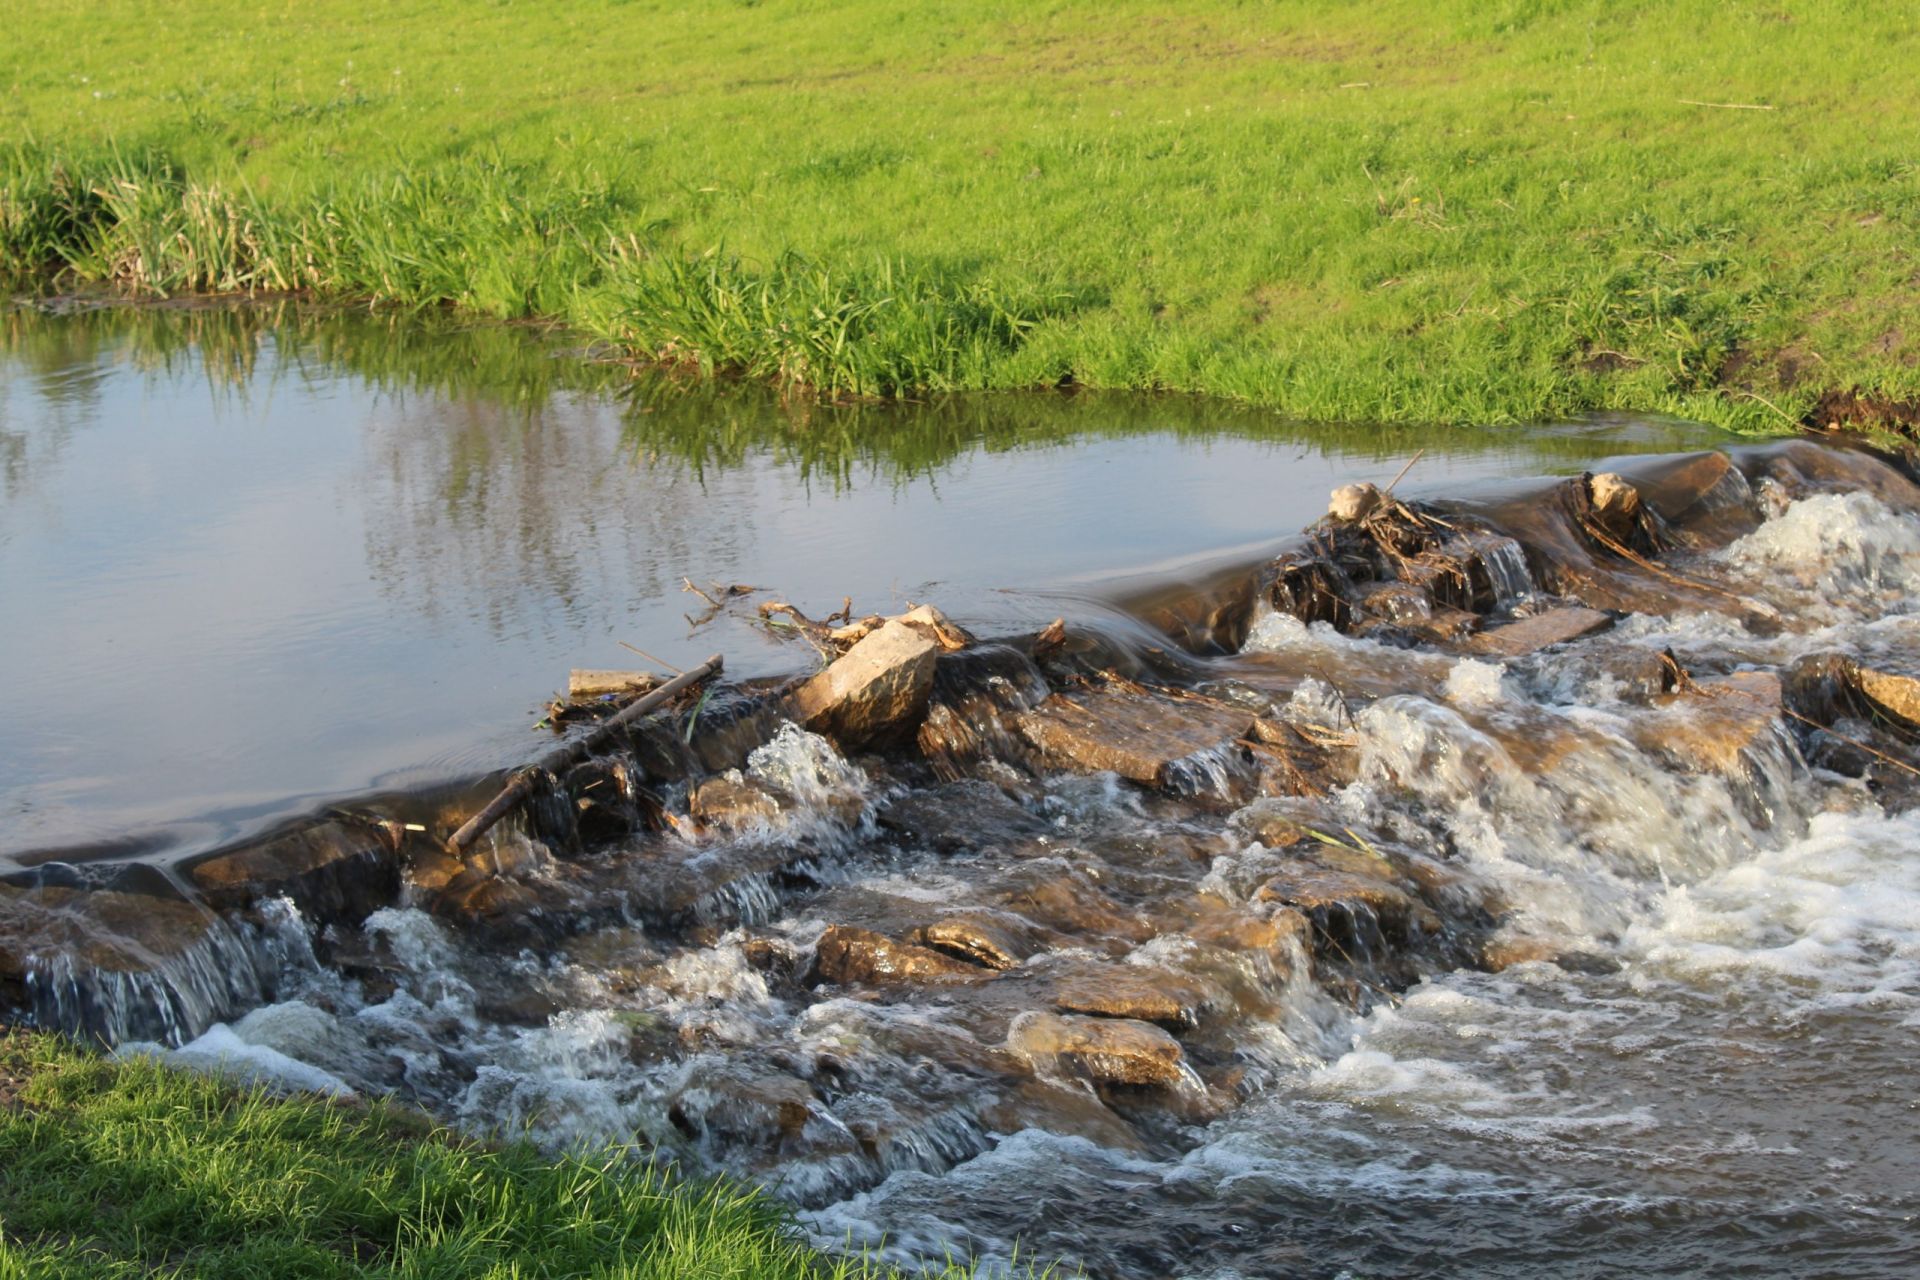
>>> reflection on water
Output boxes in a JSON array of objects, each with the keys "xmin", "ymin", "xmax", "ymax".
[{"xmin": 0, "ymin": 301, "xmax": 1730, "ymax": 861}]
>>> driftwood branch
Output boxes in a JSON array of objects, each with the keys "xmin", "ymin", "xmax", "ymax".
[{"xmin": 448, "ymin": 654, "xmax": 724, "ymax": 854}]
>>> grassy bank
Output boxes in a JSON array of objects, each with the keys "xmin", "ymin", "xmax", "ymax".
[
  {"xmin": 4, "ymin": 1, "xmax": 1920, "ymax": 431},
  {"xmin": 0, "ymin": 1032, "xmax": 916, "ymax": 1279}
]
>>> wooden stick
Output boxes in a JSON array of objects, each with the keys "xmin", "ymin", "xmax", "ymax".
[
  {"xmin": 1678, "ymin": 99, "xmax": 1774, "ymax": 111},
  {"xmin": 448, "ymin": 654, "xmax": 724, "ymax": 853},
  {"xmin": 1383, "ymin": 448, "xmax": 1425, "ymax": 496}
]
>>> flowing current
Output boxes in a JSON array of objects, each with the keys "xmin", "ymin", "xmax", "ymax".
[{"xmin": 74, "ymin": 440, "xmax": 1918, "ymax": 1279}]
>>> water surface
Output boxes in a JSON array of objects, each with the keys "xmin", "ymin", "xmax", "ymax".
[{"xmin": 0, "ymin": 302, "xmax": 1728, "ymax": 862}]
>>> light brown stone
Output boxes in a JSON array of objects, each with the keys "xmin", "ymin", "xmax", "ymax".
[
  {"xmin": 689, "ymin": 774, "xmax": 789, "ymax": 833},
  {"xmin": 1855, "ymin": 664, "xmax": 1920, "ymax": 727},
  {"xmin": 1047, "ymin": 964, "xmax": 1217, "ymax": 1031},
  {"xmin": 1006, "ymin": 1011, "xmax": 1191, "ymax": 1089},
  {"xmin": 898, "ymin": 603, "xmax": 974, "ymax": 651},
  {"xmin": 790, "ymin": 618, "xmax": 939, "ymax": 748},
  {"xmin": 1328, "ymin": 482, "xmax": 1382, "ymax": 523}
]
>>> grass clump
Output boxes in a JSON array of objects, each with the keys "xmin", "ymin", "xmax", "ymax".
[
  {"xmin": 8, "ymin": 0, "xmax": 1920, "ymax": 430},
  {"xmin": 0, "ymin": 1031, "xmax": 933, "ymax": 1279}
]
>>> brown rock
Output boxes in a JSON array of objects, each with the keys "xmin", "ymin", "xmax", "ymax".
[
  {"xmin": 979, "ymin": 1081, "xmax": 1143, "ymax": 1151},
  {"xmin": 1328, "ymin": 482, "xmax": 1382, "ymax": 523},
  {"xmin": 1467, "ymin": 607, "xmax": 1614, "ymax": 659},
  {"xmin": 1000, "ymin": 875, "xmax": 1154, "ymax": 948},
  {"xmin": 0, "ymin": 884, "xmax": 220, "ymax": 976},
  {"xmin": 1006, "ymin": 1011, "xmax": 1191, "ymax": 1089},
  {"xmin": 790, "ymin": 619, "xmax": 939, "ymax": 749},
  {"xmin": 1048, "ymin": 964, "xmax": 1217, "ymax": 1031},
  {"xmin": 1855, "ymin": 664, "xmax": 1920, "ymax": 727},
  {"xmin": 908, "ymin": 912, "xmax": 1043, "ymax": 970},
  {"xmin": 689, "ymin": 773, "xmax": 789, "ymax": 833},
  {"xmin": 1016, "ymin": 689, "xmax": 1254, "ymax": 788},
  {"xmin": 1185, "ymin": 904, "xmax": 1311, "ymax": 959},
  {"xmin": 1255, "ymin": 861, "xmax": 1416, "ymax": 921},
  {"xmin": 1638, "ymin": 671, "xmax": 1784, "ymax": 775},
  {"xmin": 810, "ymin": 925, "xmax": 983, "ymax": 986},
  {"xmin": 188, "ymin": 818, "xmax": 401, "ymax": 922},
  {"xmin": 898, "ymin": 603, "xmax": 975, "ymax": 651}
]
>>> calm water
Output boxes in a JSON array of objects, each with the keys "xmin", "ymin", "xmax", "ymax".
[{"xmin": 0, "ymin": 302, "xmax": 1727, "ymax": 863}]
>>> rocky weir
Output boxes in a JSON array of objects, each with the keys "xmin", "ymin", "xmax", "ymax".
[{"xmin": 7, "ymin": 434, "xmax": 1920, "ymax": 1275}]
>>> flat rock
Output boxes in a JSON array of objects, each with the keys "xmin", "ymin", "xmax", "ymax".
[
  {"xmin": 188, "ymin": 817, "xmax": 402, "ymax": 922},
  {"xmin": 791, "ymin": 618, "xmax": 939, "ymax": 749},
  {"xmin": 1015, "ymin": 689, "xmax": 1255, "ymax": 787},
  {"xmin": 1467, "ymin": 607, "xmax": 1614, "ymax": 658},
  {"xmin": 1006, "ymin": 1011, "xmax": 1190, "ymax": 1089},
  {"xmin": 810, "ymin": 925, "xmax": 984, "ymax": 986},
  {"xmin": 1047, "ymin": 963, "xmax": 1218, "ymax": 1031}
]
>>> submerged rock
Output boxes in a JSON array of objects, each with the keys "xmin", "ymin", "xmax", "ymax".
[
  {"xmin": 810, "ymin": 925, "xmax": 984, "ymax": 986},
  {"xmin": 1006, "ymin": 1011, "xmax": 1192, "ymax": 1089},
  {"xmin": 1015, "ymin": 688, "xmax": 1254, "ymax": 788},
  {"xmin": 188, "ymin": 816, "xmax": 402, "ymax": 924},
  {"xmin": 1466, "ymin": 606, "xmax": 1614, "ymax": 658}
]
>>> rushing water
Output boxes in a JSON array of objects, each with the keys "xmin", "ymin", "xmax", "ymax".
[{"xmin": 8, "ymin": 302, "xmax": 1920, "ymax": 1279}]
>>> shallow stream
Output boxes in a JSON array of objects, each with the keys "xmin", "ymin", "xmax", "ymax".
[{"xmin": 4, "ymin": 302, "xmax": 1917, "ymax": 1278}]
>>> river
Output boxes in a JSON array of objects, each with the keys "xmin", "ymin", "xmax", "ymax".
[{"xmin": 3, "ymin": 300, "xmax": 1915, "ymax": 1278}]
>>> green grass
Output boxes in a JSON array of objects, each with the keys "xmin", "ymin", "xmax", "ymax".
[
  {"xmin": 5, "ymin": 1, "xmax": 1920, "ymax": 431},
  {"xmin": 0, "ymin": 1032, "xmax": 942, "ymax": 1280}
]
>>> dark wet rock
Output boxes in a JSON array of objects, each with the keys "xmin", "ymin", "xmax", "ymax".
[
  {"xmin": 1007, "ymin": 1011, "xmax": 1192, "ymax": 1090},
  {"xmin": 1015, "ymin": 688, "xmax": 1254, "ymax": 788},
  {"xmin": 1626, "ymin": 450, "xmax": 1761, "ymax": 546},
  {"xmin": 1467, "ymin": 607, "xmax": 1614, "ymax": 659},
  {"xmin": 997, "ymin": 872, "xmax": 1156, "ymax": 949},
  {"xmin": 690, "ymin": 773, "xmax": 791, "ymax": 834},
  {"xmin": 876, "ymin": 780, "xmax": 1045, "ymax": 854},
  {"xmin": 1752, "ymin": 438, "xmax": 1920, "ymax": 516},
  {"xmin": 809, "ymin": 925, "xmax": 985, "ymax": 986},
  {"xmin": 0, "ymin": 884, "xmax": 259, "ymax": 1044},
  {"xmin": 188, "ymin": 817, "xmax": 402, "ymax": 924},
  {"xmin": 916, "ymin": 644, "xmax": 1051, "ymax": 779},
  {"xmin": 1266, "ymin": 550, "xmax": 1357, "ymax": 630},
  {"xmin": 669, "ymin": 1066, "xmax": 818, "ymax": 1146},
  {"xmin": 791, "ymin": 618, "xmax": 939, "ymax": 750},
  {"xmin": 979, "ymin": 1080, "xmax": 1144, "ymax": 1151},
  {"xmin": 907, "ymin": 911, "xmax": 1048, "ymax": 970}
]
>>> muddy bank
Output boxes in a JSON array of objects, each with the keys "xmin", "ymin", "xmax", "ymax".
[{"xmin": 7, "ymin": 432, "xmax": 1920, "ymax": 1275}]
